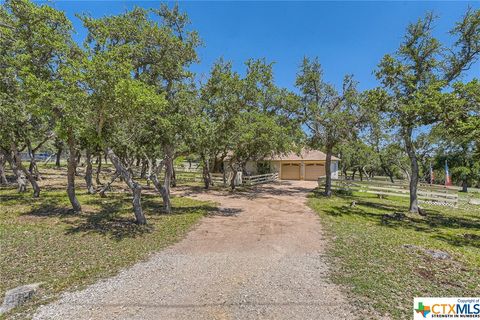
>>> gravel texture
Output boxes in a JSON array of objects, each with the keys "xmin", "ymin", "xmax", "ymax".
[{"xmin": 33, "ymin": 181, "xmax": 353, "ymax": 320}]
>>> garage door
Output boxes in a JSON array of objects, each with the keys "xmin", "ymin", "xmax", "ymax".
[
  {"xmin": 305, "ymin": 163, "xmax": 325, "ymax": 181},
  {"xmin": 281, "ymin": 163, "xmax": 300, "ymax": 180}
]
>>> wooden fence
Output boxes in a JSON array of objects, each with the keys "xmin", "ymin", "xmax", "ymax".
[
  {"xmin": 150, "ymin": 168, "xmax": 279, "ymax": 187},
  {"xmin": 242, "ymin": 173, "xmax": 278, "ymax": 186},
  {"xmin": 318, "ymin": 177, "xmax": 459, "ymax": 207},
  {"xmin": 211, "ymin": 173, "xmax": 228, "ymax": 186},
  {"xmin": 210, "ymin": 172, "xmax": 278, "ymax": 186}
]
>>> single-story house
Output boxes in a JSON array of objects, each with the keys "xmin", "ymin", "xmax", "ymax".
[{"xmin": 245, "ymin": 149, "xmax": 340, "ymax": 181}]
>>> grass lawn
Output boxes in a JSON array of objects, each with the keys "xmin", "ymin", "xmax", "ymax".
[
  {"xmin": 308, "ymin": 190, "xmax": 480, "ymax": 319},
  {"xmin": 0, "ymin": 185, "xmax": 213, "ymax": 319}
]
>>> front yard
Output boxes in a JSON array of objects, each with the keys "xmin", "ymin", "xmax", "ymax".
[
  {"xmin": 0, "ymin": 185, "xmax": 213, "ymax": 319},
  {"xmin": 308, "ymin": 191, "xmax": 480, "ymax": 319}
]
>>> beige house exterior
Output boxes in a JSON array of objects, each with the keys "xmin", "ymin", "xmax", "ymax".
[{"xmin": 245, "ymin": 149, "xmax": 340, "ymax": 181}]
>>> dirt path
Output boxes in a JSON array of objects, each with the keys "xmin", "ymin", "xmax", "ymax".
[{"xmin": 34, "ymin": 181, "xmax": 352, "ymax": 320}]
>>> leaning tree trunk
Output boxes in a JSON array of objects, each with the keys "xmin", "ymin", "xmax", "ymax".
[
  {"xmin": 382, "ymin": 165, "xmax": 395, "ymax": 183},
  {"xmin": 27, "ymin": 144, "xmax": 40, "ymax": 180},
  {"xmin": 66, "ymin": 130, "xmax": 82, "ymax": 212},
  {"xmin": 84, "ymin": 149, "xmax": 95, "ymax": 194},
  {"xmin": 151, "ymin": 169, "xmax": 171, "ymax": 214},
  {"xmin": 404, "ymin": 128, "xmax": 421, "ymax": 215},
  {"xmin": 147, "ymin": 158, "xmax": 169, "ymax": 212},
  {"xmin": 0, "ymin": 152, "xmax": 8, "ymax": 185},
  {"xmin": 324, "ymin": 147, "xmax": 333, "ymax": 196},
  {"xmin": 27, "ymin": 135, "xmax": 51, "ymax": 180},
  {"xmin": 99, "ymin": 171, "xmax": 120, "ymax": 198},
  {"xmin": 106, "ymin": 148, "xmax": 146, "ymax": 224},
  {"xmin": 362, "ymin": 166, "xmax": 369, "ymax": 181},
  {"xmin": 11, "ymin": 143, "xmax": 40, "ymax": 197},
  {"xmin": 379, "ymin": 153, "xmax": 395, "ymax": 183},
  {"xmin": 5, "ymin": 151, "xmax": 27, "ymax": 192}
]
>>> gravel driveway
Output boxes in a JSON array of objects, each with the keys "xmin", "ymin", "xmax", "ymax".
[{"xmin": 34, "ymin": 181, "xmax": 353, "ymax": 320}]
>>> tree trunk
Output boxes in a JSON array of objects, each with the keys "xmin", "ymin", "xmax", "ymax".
[
  {"xmin": 145, "ymin": 157, "xmax": 152, "ymax": 187},
  {"xmin": 222, "ymin": 167, "xmax": 227, "ymax": 187},
  {"xmin": 404, "ymin": 128, "xmax": 421, "ymax": 214},
  {"xmin": 161, "ymin": 153, "xmax": 173, "ymax": 213},
  {"xmin": 379, "ymin": 153, "xmax": 395, "ymax": 183},
  {"xmin": 229, "ymin": 162, "xmax": 237, "ymax": 190},
  {"xmin": 351, "ymin": 169, "xmax": 356, "ymax": 180},
  {"xmin": 324, "ymin": 147, "xmax": 333, "ymax": 196},
  {"xmin": 0, "ymin": 152, "xmax": 8, "ymax": 185},
  {"xmin": 461, "ymin": 180, "xmax": 468, "ymax": 193},
  {"xmin": 99, "ymin": 171, "xmax": 120, "ymax": 198},
  {"xmin": 5, "ymin": 151, "xmax": 27, "ymax": 192},
  {"xmin": 148, "ymin": 156, "xmax": 171, "ymax": 214},
  {"xmin": 54, "ymin": 138, "xmax": 63, "ymax": 167},
  {"xmin": 27, "ymin": 143, "xmax": 39, "ymax": 179},
  {"xmin": 84, "ymin": 149, "xmax": 95, "ymax": 194},
  {"xmin": 140, "ymin": 159, "xmax": 147, "ymax": 179},
  {"xmin": 171, "ymin": 166, "xmax": 177, "ymax": 188},
  {"xmin": 202, "ymin": 155, "xmax": 212, "ymax": 189},
  {"xmin": 11, "ymin": 143, "xmax": 40, "ymax": 197},
  {"xmin": 27, "ymin": 136, "xmax": 51, "ymax": 180},
  {"xmin": 381, "ymin": 165, "xmax": 395, "ymax": 183},
  {"xmin": 66, "ymin": 131, "xmax": 82, "ymax": 212},
  {"xmin": 55, "ymin": 148, "xmax": 62, "ymax": 167},
  {"xmin": 76, "ymin": 151, "xmax": 81, "ymax": 166},
  {"xmin": 96, "ymin": 154, "xmax": 102, "ymax": 185},
  {"xmin": 106, "ymin": 148, "xmax": 146, "ymax": 224},
  {"xmin": 362, "ymin": 166, "xmax": 369, "ymax": 181}
]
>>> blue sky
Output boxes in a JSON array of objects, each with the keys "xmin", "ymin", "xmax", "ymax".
[{"xmin": 40, "ymin": 1, "xmax": 480, "ymax": 92}]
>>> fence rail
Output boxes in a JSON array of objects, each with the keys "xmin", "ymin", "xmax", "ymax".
[
  {"xmin": 153, "ymin": 171, "xmax": 278, "ymax": 187},
  {"xmin": 318, "ymin": 177, "xmax": 459, "ymax": 207},
  {"xmin": 243, "ymin": 173, "xmax": 278, "ymax": 186},
  {"xmin": 211, "ymin": 173, "xmax": 228, "ymax": 186}
]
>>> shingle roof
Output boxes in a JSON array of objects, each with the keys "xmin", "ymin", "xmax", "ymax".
[{"xmin": 266, "ymin": 148, "xmax": 340, "ymax": 161}]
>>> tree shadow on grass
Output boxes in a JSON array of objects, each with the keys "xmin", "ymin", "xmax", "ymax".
[
  {"xmin": 63, "ymin": 194, "xmax": 217, "ymax": 240},
  {"xmin": 141, "ymin": 197, "xmax": 217, "ymax": 216},
  {"xmin": 25, "ymin": 204, "xmax": 75, "ymax": 217},
  {"xmin": 15, "ymin": 191, "xmax": 217, "ymax": 240},
  {"xmin": 19, "ymin": 195, "xmax": 73, "ymax": 217},
  {"xmin": 319, "ymin": 193, "xmax": 480, "ymax": 246},
  {"xmin": 433, "ymin": 233, "xmax": 480, "ymax": 249},
  {"xmin": 172, "ymin": 204, "xmax": 221, "ymax": 215},
  {"xmin": 1, "ymin": 192, "xmax": 43, "ymax": 206},
  {"xmin": 64, "ymin": 201, "xmax": 153, "ymax": 241}
]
